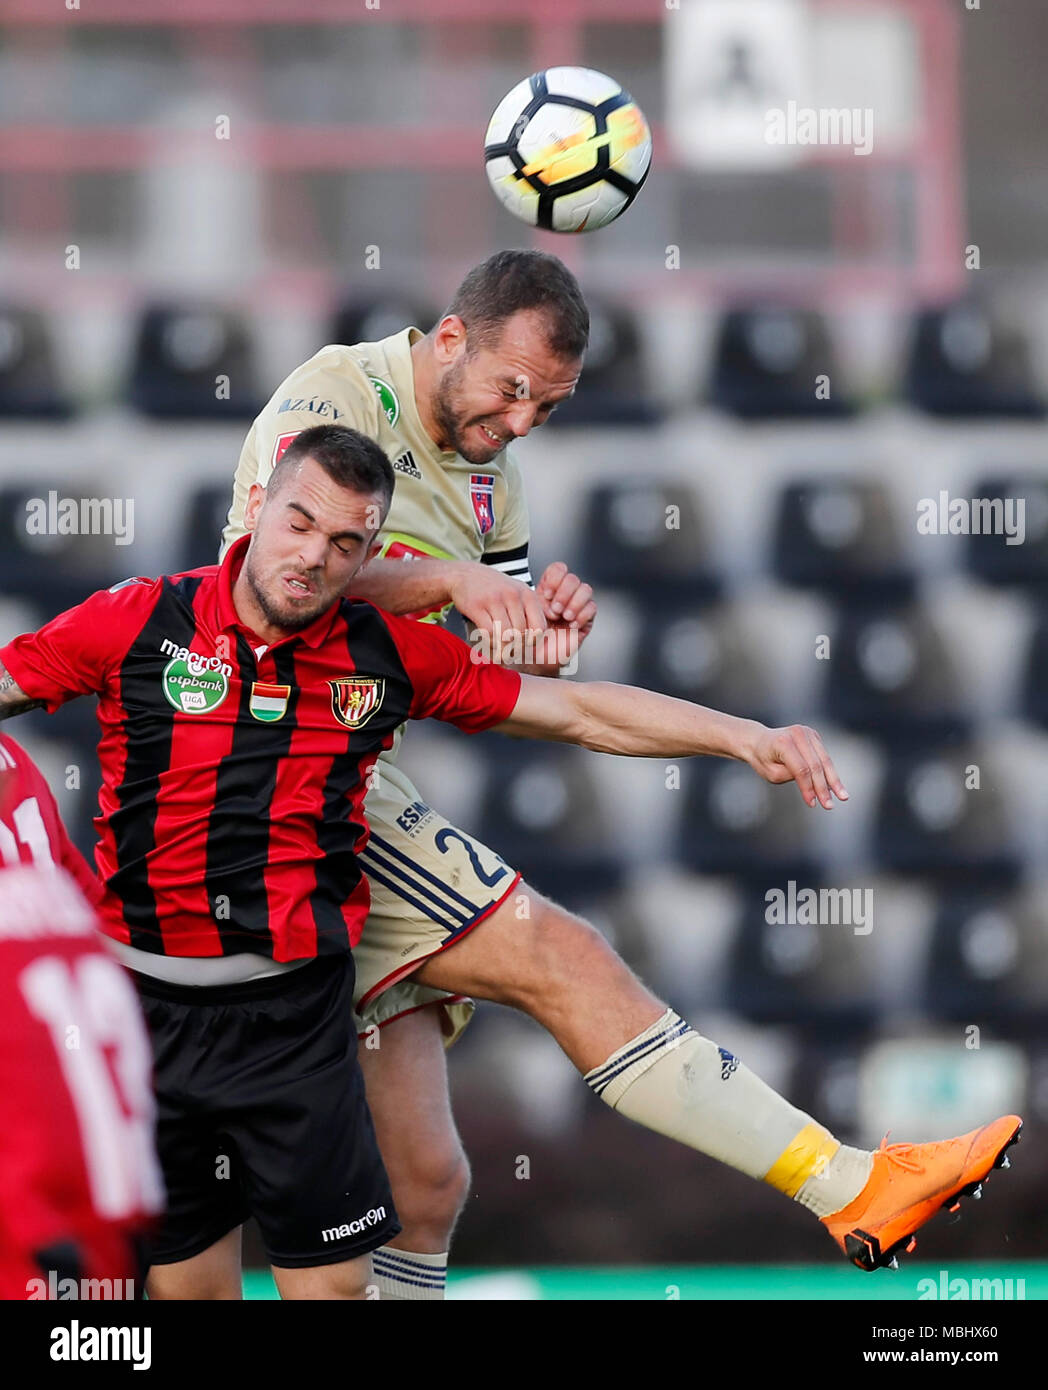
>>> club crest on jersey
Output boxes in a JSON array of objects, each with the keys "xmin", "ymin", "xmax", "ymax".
[
  {"xmin": 249, "ymin": 681, "xmax": 290, "ymax": 723},
  {"xmin": 329, "ymin": 677, "xmax": 385, "ymax": 729},
  {"xmin": 469, "ymin": 474, "xmax": 496, "ymax": 536},
  {"xmin": 271, "ymin": 431, "xmax": 301, "ymax": 469}
]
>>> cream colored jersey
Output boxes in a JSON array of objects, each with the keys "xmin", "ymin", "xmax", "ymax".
[{"xmin": 222, "ymin": 327, "xmax": 533, "ymax": 610}]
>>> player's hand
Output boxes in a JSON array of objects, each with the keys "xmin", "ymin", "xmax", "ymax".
[
  {"xmin": 536, "ymin": 562, "xmax": 597, "ymax": 639},
  {"xmin": 744, "ymin": 724, "xmax": 848, "ymax": 810},
  {"xmin": 448, "ymin": 561, "xmax": 548, "ymax": 645}
]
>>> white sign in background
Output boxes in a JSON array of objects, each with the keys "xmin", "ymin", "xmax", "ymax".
[{"xmin": 665, "ymin": 0, "xmax": 919, "ymax": 171}]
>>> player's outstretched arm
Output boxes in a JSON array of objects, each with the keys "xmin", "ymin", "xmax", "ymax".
[
  {"xmin": 492, "ymin": 674, "xmax": 848, "ymax": 810},
  {"xmin": 353, "ymin": 555, "xmax": 549, "ymax": 635},
  {"xmin": 0, "ymin": 663, "xmax": 44, "ymax": 722}
]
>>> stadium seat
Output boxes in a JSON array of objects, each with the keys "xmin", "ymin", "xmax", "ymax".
[
  {"xmin": 471, "ymin": 737, "xmax": 624, "ymax": 899},
  {"xmin": 126, "ymin": 303, "xmax": 262, "ymax": 420},
  {"xmin": 822, "ymin": 601, "xmax": 970, "ymax": 747},
  {"xmin": 676, "ymin": 759, "xmax": 821, "ymax": 881},
  {"xmin": 903, "ymin": 302, "xmax": 1045, "ymax": 417},
  {"xmin": 576, "ymin": 479, "xmax": 719, "ymax": 602},
  {"xmin": 329, "ymin": 293, "xmax": 438, "ymax": 348},
  {"xmin": 771, "ymin": 477, "xmax": 915, "ymax": 602},
  {"xmin": 921, "ymin": 884, "xmax": 1048, "ymax": 1037},
  {"xmin": 1019, "ymin": 604, "xmax": 1048, "ymax": 728},
  {"xmin": 723, "ymin": 877, "xmax": 878, "ymax": 1040},
  {"xmin": 708, "ymin": 307, "xmax": 855, "ymax": 418},
  {"xmin": 0, "ymin": 481, "xmax": 130, "ymax": 614},
  {"xmin": 179, "ymin": 483, "xmax": 235, "ymax": 572},
  {"xmin": 0, "ymin": 306, "xmax": 72, "ymax": 419},
  {"xmin": 626, "ymin": 600, "xmax": 775, "ymax": 727},
  {"xmin": 966, "ymin": 473, "xmax": 1048, "ymax": 592},
  {"xmin": 545, "ymin": 301, "xmax": 660, "ymax": 427},
  {"xmin": 872, "ymin": 743, "xmax": 1022, "ymax": 888},
  {"xmin": 788, "ymin": 1040, "xmax": 863, "ymax": 1136}
]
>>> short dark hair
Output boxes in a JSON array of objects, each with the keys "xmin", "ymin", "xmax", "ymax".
[
  {"xmin": 270, "ymin": 424, "xmax": 394, "ymax": 514},
  {"xmin": 444, "ymin": 250, "xmax": 589, "ymax": 360}
]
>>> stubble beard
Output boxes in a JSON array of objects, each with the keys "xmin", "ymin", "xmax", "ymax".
[
  {"xmin": 244, "ymin": 548, "xmax": 328, "ymax": 634},
  {"xmin": 431, "ymin": 358, "xmax": 501, "ymax": 465}
]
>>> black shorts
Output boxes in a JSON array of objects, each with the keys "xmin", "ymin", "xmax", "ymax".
[{"xmin": 132, "ymin": 954, "xmax": 400, "ymax": 1269}]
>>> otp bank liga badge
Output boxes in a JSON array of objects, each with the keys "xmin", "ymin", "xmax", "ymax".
[
  {"xmin": 329, "ymin": 677, "xmax": 385, "ymax": 729},
  {"xmin": 249, "ymin": 681, "xmax": 290, "ymax": 723},
  {"xmin": 161, "ymin": 659, "xmax": 228, "ymax": 715},
  {"xmin": 469, "ymin": 474, "xmax": 496, "ymax": 535},
  {"xmin": 368, "ymin": 377, "xmax": 400, "ymax": 427}
]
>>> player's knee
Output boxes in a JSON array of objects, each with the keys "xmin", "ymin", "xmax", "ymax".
[
  {"xmin": 391, "ymin": 1143, "xmax": 471, "ymax": 1243},
  {"xmin": 502, "ymin": 893, "xmax": 621, "ymax": 1013}
]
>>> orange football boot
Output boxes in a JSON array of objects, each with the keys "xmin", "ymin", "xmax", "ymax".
[{"xmin": 822, "ymin": 1115, "xmax": 1023, "ymax": 1271}]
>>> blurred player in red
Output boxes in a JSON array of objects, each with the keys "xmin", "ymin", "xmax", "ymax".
[{"xmin": 0, "ymin": 733, "xmax": 164, "ymax": 1300}]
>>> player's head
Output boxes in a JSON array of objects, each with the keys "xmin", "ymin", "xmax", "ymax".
[
  {"xmin": 425, "ymin": 250, "xmax": 588, "ymax": 463},
  {"xmin": 240, "ymin": 424, "xmax": 394, "ymax": 634}
]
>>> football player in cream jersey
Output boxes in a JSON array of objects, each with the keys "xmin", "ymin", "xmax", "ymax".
[{"xmin": 223, "ymin": 251, "xmax": 1020, "ymax": 1297}]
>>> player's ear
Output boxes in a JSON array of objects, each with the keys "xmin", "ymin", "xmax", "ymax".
[
  {"xmin": 434, "ymin": 314, "xmax": 467, "ymax": 364},
  {"xmin": 243, "ymin": 483, "xmax": 266, "ymax": 531}
]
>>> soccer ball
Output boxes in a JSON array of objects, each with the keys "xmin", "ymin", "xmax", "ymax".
[{"xmin": 484, "ymin": 67, "xmax": 652, "ymax": 233}]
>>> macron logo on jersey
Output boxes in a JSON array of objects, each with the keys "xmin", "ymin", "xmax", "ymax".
[{"xmin": 158, "ymin": 639, "xmax": 233, "ymax": 680}]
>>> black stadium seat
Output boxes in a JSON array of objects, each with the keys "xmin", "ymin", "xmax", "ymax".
[
  {"xmin": 545, "ymin": 300, "xmax": 659, "ymax": 427},
  {"xmin": 576, "ymin": 479, "xmax": 719, "ymax": 602},
  {"xmin": 329, "ymin": 294, "xmax": 437, "ymax": 348},
  {"xmin": 771, "ymin": 477, "xmax": 915, "ymax": 603},
  {"xmin": 180, "ymin": 484, "xmax": 236, "ymax": 573},
  {"xmin": 472, "ymin": 739, "xmax": 624, "ymax": 900},
  {"xmin": 724, "ymin": 877, "xmax": 877, "ymax": 1040},
  {"xmin": 872, "ymin": 743, "xmax": 1022, "ymax": 888},
  {"xmin": 0, "ymin": 306, "xmax": 72, "ymax": 419},
  {"xmin": 127, "ymin": 304, "xmax": 262, "ymax": 420},
  {"xmin": 922, "ymin": 885, "xmax": 1048, "ymax": 1037},
  {"xmin": 1019, "ymin": 604, "xmax": 1048, "ymax": 729},
  {"xmin": 903, "ymin": 302, "xmax": 1045, "ymax": 418},
  {"xmin": 966, "ymin": 473, "xmax": 1048, "ymax": 593},
  {"xmin": 626, "ymin": 600, "xmax": 776, "ymax": 728},
  {"xmin": 709, "ymin": 307, "xmax": 855, "ymax": 418},
  {"xmin": 676, "ymin": 758, "xmax": 820, "ymax": 881},
  {"xmin": 0, "ymin": 481, "xmax": 129, "ymax": 615},
  {"xmin": 822, "ymin": 602, "xmax": 969, "ymax": 747}
]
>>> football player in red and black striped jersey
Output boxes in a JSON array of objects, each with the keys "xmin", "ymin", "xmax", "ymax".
[{"xmin": 5, "ymin": 423, "xmax": 944, "ymax": 1300}]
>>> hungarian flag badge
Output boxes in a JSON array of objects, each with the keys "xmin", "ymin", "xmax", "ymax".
[{"xmin": 249, "ymin": 681, "xmax": 290, "ymax": 723}]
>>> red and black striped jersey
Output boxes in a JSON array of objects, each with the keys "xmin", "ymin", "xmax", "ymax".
[
  {"xmin": 0, "ymin": 536, "xmax": 521, "ymax": 962},
  {"xmin": 0, "ymin": 733, "xmax": 102, "ymax": 905}
]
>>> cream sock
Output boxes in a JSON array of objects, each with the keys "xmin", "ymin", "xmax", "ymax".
[{"xmin": 585, "ymin": 1009, "xmax": 872, "ymax": 1216}]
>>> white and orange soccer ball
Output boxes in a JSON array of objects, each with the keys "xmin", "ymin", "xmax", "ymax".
[{"xmin": 483, "ymin": 67, "xmax": 652, "ymax": 233}]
